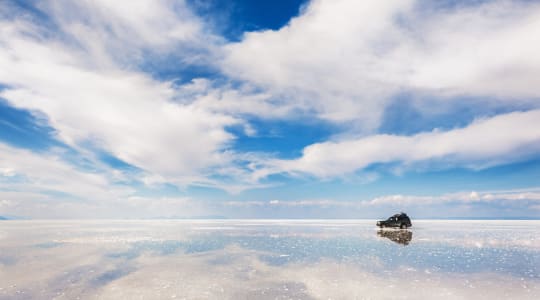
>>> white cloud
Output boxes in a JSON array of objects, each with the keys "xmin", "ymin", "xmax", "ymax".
[
  {"xmin": 36, "ymin": 0, "xmax": 218, "ymax": 67},
  {"xmin": 365, "ymin": 189, "xmax": 540, "ymax": 207},
  {"xmin": 0, "ymin": 142, "xmax": 213, "ymax": 218},
  {"xmin": 223, "ymin": 0, "xmax": 540, "ymax": 128},
  {"xmin": 0, "ymin": 142, "xmax": 143, "ymax": 218},
  {"xmin": 268, "ymin": 110, "xmax": 540, "ymax": 177},
  {"xmin": 222, "ymin": 188, "xmax": 540, "ymax": 210},
  {"xmin": 224, "ymin": 199, "xmax": 351, "ymax": 208},
  {"xmin": 184, "ymin": 79, "xmax": 294, "ymax": 119},
  {"xmin": 0, "ymin": 143, "xmax": 130, "ymax": 200},
  {"xmin": 405, "ymin": 1, "xmax": 540, "ymax": 99},
  {"xmin": 214, "ymin": 188, "xmax": 540, "ymax": 219},
  {"xmin": 0, "ymin": 2, "xmax": 244, "ymax": 188},
  {"xmin": 0, "ymin": 167, "xmax": 16, "ymax": 177}
]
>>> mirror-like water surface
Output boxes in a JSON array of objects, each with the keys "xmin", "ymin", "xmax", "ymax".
[{"xmin": 1, "ymin": 220, "xmax": 539, "ymax": 299}]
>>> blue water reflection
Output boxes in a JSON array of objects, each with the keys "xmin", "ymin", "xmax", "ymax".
[
  {"xmin": 95, "ymin": 222, "xmax": 540, "ymax": 279},
  {"xmin": 1, "ymin": 220, "xmax": 539, "ymax": 299}
]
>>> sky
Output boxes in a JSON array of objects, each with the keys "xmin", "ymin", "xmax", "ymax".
[{"xmin": 0, "ymin": 0, "xmax": 539, "ymax": 219}]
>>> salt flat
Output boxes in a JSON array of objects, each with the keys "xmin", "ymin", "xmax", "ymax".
[{"xmin": 0, "ymin": 220, "xmax": 539, "ymax": 299}]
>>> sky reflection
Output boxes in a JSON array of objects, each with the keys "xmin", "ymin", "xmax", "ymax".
[{"xmin": 0, "ymin": 220, "xmax": 539, "ymax": 299}]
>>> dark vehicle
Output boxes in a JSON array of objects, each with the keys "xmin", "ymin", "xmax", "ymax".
[
  {"xmin": 377, "ymin": 230, "xmax": 413, "ymax": 245},
  {"xmin": 376, "ymin": 212, "xmax": 412, "ymax": 229}
]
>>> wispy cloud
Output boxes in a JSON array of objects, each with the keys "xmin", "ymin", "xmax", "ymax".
[
  {"xmin": 0, "ymin": 1, "xmax": 248, "ymax": 189},
  {"xmin": 263, "ymin": 110, "xmax": 540, "ymax": 178},
  {"xmin": 364, "ymin": 189, "xmax": 540, "ymax": 207},
  {"xmin": 223, "ymin": 189, "xmax": 540, "ymax": 209}
]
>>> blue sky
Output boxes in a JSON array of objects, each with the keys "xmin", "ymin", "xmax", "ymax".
[{"xmin": 1, "ymin": 0, "xmax": 540, "ymax": 219}]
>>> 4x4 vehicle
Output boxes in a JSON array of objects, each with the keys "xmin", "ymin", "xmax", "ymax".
[{"xmin": 376, "ymin": 213, "xmax": 412, "ymax": 229}]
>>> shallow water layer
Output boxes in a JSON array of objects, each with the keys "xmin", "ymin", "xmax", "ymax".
[{"xmin": 0, "ymin": 220, "xmax": 539, "ymax": 299}]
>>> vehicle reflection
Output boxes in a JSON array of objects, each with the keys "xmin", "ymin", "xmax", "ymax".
[{"xmin": 377, "ymin": 229, "xmax": 413, "ymax": 245}]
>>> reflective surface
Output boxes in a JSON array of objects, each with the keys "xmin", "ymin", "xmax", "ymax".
[
  {"xmin": 377, "ymin": 229, "xmax": 413, "ymax": 245},
  {"xmin": 1, "ymin": 220, "xmax": 539, "ymax": 299}
]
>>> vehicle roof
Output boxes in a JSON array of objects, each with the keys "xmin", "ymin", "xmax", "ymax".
[{"xmin": 393, "ymin": 212, "xmax": 408, "ymax": 217}]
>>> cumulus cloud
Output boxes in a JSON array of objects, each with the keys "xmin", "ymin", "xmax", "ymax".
[
  {"xmin": 266, "ymin": 110, "xmax": 540, "ymax": 178},
  {"xmin": 0, "ymin": 1, "xmax": 246, "ymax": 189},
  {"xmin": 223, "ymin": 0, "xmax": 540, "ymax": 127}
]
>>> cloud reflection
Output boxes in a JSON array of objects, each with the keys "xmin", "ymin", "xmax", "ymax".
[{"xmin": 0, "ymin": 220, "xmax": 539, "ymax": 299}]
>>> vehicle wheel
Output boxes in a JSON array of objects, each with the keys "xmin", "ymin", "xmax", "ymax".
[{"xmin": 400, "ymin": 224, "xmax": 406, "ymax": 229}]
